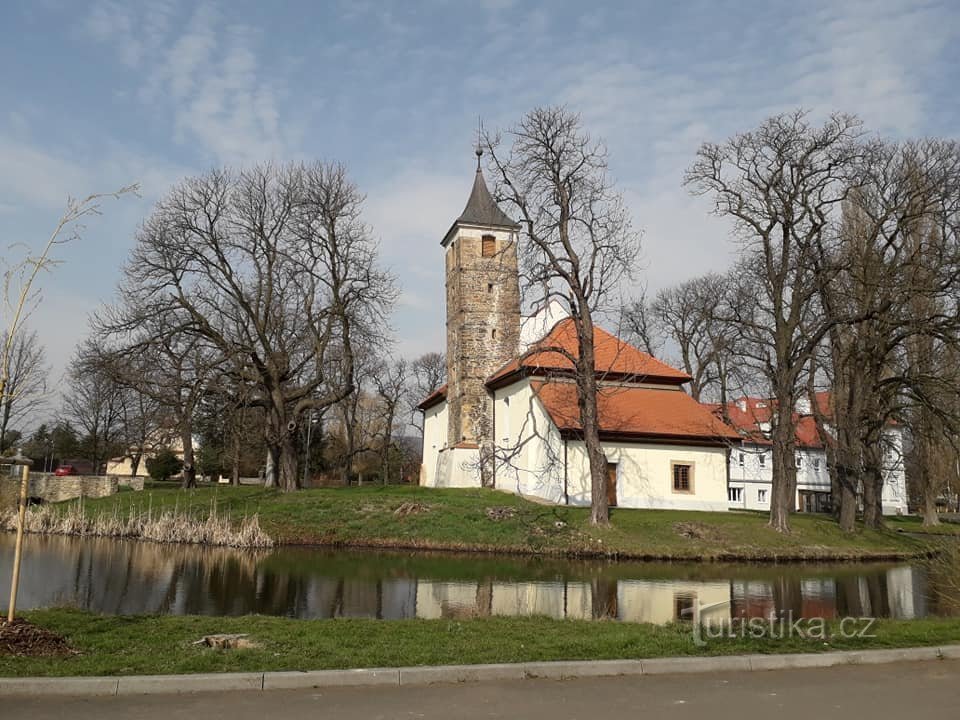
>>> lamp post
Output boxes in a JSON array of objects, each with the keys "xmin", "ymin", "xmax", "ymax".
[{"xmin": 5, "ymin": 449, "xmax": 32, "ymax": 624}]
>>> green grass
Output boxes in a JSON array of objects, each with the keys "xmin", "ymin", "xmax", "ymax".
[
  {"xmin": 886, "ymin": 515, "xmax": 960, "ymax": 536},
  {"xmin": 49, "ymin": 484, "xmax": 936, "ymax": 561},
  {"xmin": 3, "ymin": 609, "xmax": 959, "ymax": 677}
]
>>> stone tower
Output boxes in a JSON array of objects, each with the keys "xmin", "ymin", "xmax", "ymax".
[{"xmin": 441, "ymin": 154, "xmax": 520, "ymax": 484}]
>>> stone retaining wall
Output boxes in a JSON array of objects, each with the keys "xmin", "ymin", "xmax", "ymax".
[{"xmin": 0, "ymin": 473, "xmax": 143, "ymax": 504}]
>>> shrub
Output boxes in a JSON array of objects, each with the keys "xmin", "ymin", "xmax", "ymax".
[{"xmin": 146, "ymin": 448, "xmax": 183, "ymax": 482}]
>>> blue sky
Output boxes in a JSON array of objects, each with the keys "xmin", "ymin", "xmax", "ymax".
[{"xmin": 1, "ymin": 0, "xmax": 958, "ymax": 401}]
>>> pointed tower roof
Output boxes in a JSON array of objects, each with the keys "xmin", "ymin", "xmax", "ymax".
[{"xmin": 442, "ymin": 160, "xmax": 519, "ymax": 246}]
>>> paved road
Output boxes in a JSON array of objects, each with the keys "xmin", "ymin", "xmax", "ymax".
[{"xmin": 7, "ymin": 661, "xmax": 959, "ymax": 720}]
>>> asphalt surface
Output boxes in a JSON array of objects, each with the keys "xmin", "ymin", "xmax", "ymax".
[{"xmin": 7, "ymin": 660, "xmax": 959, "ymax": 719}]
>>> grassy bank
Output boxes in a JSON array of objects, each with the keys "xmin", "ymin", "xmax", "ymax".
[
  {"xmin": 3, "ymin": 609, "xmax": 959, "ymax": 677},
  {"xmin": 42, "ymin": 484, "xmax": 937, "ymax": 561}
]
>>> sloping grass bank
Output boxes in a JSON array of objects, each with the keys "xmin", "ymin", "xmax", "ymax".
[
  {"xmin": 43, "ymin": 484, "xmax": 935, "ymax": 561},
  {"xmin": 3, "ymin": 609, "xmax": 959, "ymax": 677}
]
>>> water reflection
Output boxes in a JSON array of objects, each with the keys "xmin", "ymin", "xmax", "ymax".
[{"xmin": 0, "ymin": 534, "xmax": 945, "ymax": 623}]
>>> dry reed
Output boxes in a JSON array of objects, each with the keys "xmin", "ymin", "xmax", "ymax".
[{"xmin": 0, "ymin": 498, "xmax": 273, "ymax": 548}]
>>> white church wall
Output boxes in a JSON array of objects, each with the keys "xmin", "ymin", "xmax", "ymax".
[
  {"xmin": 420, "ymin": 401, "xmax": 448, "ymax": 487},
  {"xmin": 564, "ymin": 440, "xmax": 729, "ymax": 512},
  {"xmin": 492, "ymin": 379, "xmax": 565, "ymax": 503}
]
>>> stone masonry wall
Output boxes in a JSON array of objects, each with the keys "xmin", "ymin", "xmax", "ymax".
[
  {"xmin": 445, "ymin": 227, "xmax": 521, "ymax": 455},
  {"xmin": 0, "ymin": 474, "xmax": 129, "ymax": 504}
]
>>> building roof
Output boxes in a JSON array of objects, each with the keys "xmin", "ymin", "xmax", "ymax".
[
  {"xmin": 458, "ymin": 166, "xmax": 519, "ymax": 229},
  {"xmin": 442, "ymin": 167, "xmax": 519, "ymax": 245},
  {"xmin": 710, "ymin": 396, "xmax": 826, "ymax": 449},
  {"xmin": 486, "ymin": 317, "xmax": 692, "ymax": 388},
  {"xmin": 417, "ymin": 383, "xmax": 447, "ymax": 411},
  {"xmin": 532, "ymin": 380, "xmax": 740, "ymax": 444}
]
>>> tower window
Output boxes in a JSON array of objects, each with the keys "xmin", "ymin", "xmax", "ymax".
[
  {"xmin": 481, "ymin": 235, "xmax": 496, "ymax": 257},
  {"xmin": 487, "ymin": 283, "xmax": 494, "ymax": 293},
  {"xmin": 491, "ymin": 329, "xmax": 497, "ymax": 339}
]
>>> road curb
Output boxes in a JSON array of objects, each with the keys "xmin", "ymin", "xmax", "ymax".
[{"xmin": 0, "ymin": 645, "xmax": 956, "ymax": 697}]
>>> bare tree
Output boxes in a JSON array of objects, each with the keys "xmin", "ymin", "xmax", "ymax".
[
  {"xmin": 685, "ymin": 110, "xmax": 865, "ymax": 533},
  {"xmin": 112, "ymin": 163, "xmax": 395, "ymax": 491},
  {"xmin": 0, "ymin": 329, "xmax": 48, "ymax": 451},
  {"xmin": 373, "ymin": 358, "xmax": 407, "ymax": 483},
  {"xmin": 63, "ymin": 341, "xmax": 126, "ymax": 474},
  {"xmin": 810, "ymin": 139, "xmax": 960, "ymax": 529},
  {"xmin": 485, "ymin": 107, "xmax": 640, "ymax": 526},
  {"xmin": 407, "ymin": 351, "xmax": 445, "ymax": 436},
  {"xmin": 627, "ymin": 273, "xmax": 749, "ymax": 405}
]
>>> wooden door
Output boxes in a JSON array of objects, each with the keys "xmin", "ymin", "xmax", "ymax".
[{"xmin": 606, "ymin": 462, "xmax": 618, "ymax": 507}]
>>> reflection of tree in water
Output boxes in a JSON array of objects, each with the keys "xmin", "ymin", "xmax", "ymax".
[
  {"xmin": 590, "ymin": 576, "xmax": 618, "ymax": 619},
  {"xmin": 771, "ymin": 576, "xmax": 802, "ymax": 619}
]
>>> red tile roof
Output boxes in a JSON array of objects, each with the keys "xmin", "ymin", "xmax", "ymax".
[
  {"xmin": 711, "ymin": 396, "xmax": 826, "ymax": 448},
  {"xmin": 417, "ymin": 384, "xmax": 447, "ymax": 411},
  {"xmin": 487, "ymin": 318, "xmax": 691, "ymax": 388},
  {"xmin": 533, "ymin": 380, "xmax": 740, "ymax": 444}
]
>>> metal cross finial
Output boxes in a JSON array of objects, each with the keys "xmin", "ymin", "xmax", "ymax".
[{"xmin": 475, "ymin": 116, "xmax": 483, "ymax": 169}]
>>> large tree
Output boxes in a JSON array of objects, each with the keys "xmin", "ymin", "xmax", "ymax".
[
  {"xmin": 685, "ymin": 110, "xmax": 865, "ymax": 533},
  {"xmin": 116, "ymin": 163, "xmax": 395, "ymax": 491},
  {"xmin": 811, "ymin": 139, "xmax": 960, "ymax": 529},
  {"xmin": 485, "ymin": 107, "xmax": 640, "ymax": 526}
]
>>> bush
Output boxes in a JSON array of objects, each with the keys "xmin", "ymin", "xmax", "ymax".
[{"xmin": 146, "ymin": 448, "xmax": 183, "ymax": 482}]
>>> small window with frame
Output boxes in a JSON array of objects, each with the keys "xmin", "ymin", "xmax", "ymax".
[
  {"xmin": 481, "ymin": 235, "xmax": 496, "ymax": 257},
  {"xmin": 672, "ymin": 462, "xmax": 693, "ymax": 493}
]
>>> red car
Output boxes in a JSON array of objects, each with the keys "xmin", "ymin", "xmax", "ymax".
[{"xmin": 54, "ymin": 465, "xmax": 78, "ymax": 477}]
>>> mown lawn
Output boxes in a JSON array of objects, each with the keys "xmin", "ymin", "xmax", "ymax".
[
  {"xmin": 2, "ymin": 609, "xmax": 959, "ymax": 677},
  {"xmin": 53, "ymin": 484, "xmax": 935, "ymax": 561}
]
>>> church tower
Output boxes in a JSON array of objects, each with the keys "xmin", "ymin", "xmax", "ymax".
[{"xmin": 441, "ymin": 150, "xmax": 521, "ymax": 484}]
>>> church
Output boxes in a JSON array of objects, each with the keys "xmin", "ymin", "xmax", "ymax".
[{"xmin": 418, "ymin": 160, "xmax": 739, "ymax": 511}]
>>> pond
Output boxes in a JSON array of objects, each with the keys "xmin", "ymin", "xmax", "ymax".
[{"xmin": 0, "ymin": 534, "xmax": 951, "ymax": 624}]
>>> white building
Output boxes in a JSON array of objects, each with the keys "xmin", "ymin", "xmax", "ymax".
[
  {"xmin": 718, "ymin": 395, "xmax": 908, "ymax": 516},
  {"xmin": 418, "ymin": 159, "xmax": 738, "ymax": 511}
]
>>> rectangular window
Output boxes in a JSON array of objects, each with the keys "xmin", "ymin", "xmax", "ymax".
[
  {"xmin": 672, "ymin": 462, "xmax": 693, "ymax": 493},
  {"xmin": 738, "ymin": 452, "xmax": 745, "ymax": 467},
  {"xmin": 813, "ymin": 458, "xmax": 821, "ymax": 471},
  {"xmin": 481, "ymin": 235, "xmax": 496, "ymax": 257},
  {"xmin": 758, "ymin": 489, "xmax": 768, "ymax": 503},
  {"xmin": 728, "ymin": 487, "xmax": 743, "ymax": 502},
  {"xmin": 795, "ymin": 455, "xmax": 802, "ymax": 469},
  {"xmin": 758, "ymin": 453, "xmax": 766, "ymax": 467}
]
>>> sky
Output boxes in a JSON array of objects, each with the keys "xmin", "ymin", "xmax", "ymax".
[{"xmin": 1, "ymin": 0, "xmax": 958, "ymax": 405}]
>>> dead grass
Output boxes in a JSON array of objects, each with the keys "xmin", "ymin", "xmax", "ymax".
[{"xmin": 0, "ymin": 499, "xmax": 272, "ymax": 548}]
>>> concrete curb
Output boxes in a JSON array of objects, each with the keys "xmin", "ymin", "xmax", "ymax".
[{"xmin": 0, "ymin": 645, "xmax": 955, "ymax": 697}]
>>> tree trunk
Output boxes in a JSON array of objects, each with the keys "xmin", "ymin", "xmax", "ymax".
[
  {"xmin": 264, "ymin": 447, "xmax": 278, "ymax": 488},
  {"xmin": 862, "ymin": 444, "xmax": 884, "ymax": 529},
  {"xmin": 768, "ymin": 402, "xmax": 797, "ymax": 533},
  {"xmin": 836, "ymin": 463, "xmax": 858, "ymax": 533},
  {"xmin": 278, "ymin": 430, "xmax": 299, "ymax": 492},
  {"xmin": 922, "ymin": 486, "xmax": 940, "ymax": 526},
  {"xmin": 180, "ymin": 425, "xmax": 196, "ymax": 489},
  {"xmin": 231, "ymin": 432, "xmax": 241, "ymax": 487},
  {"xmin": 577, "ymin": 311, "xmax": 609, "ymax": 527}
]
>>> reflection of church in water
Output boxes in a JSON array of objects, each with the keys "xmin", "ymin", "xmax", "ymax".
[{"xmin": 13, "ymin": 536, "xmax": 933, "ymax": 624}]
